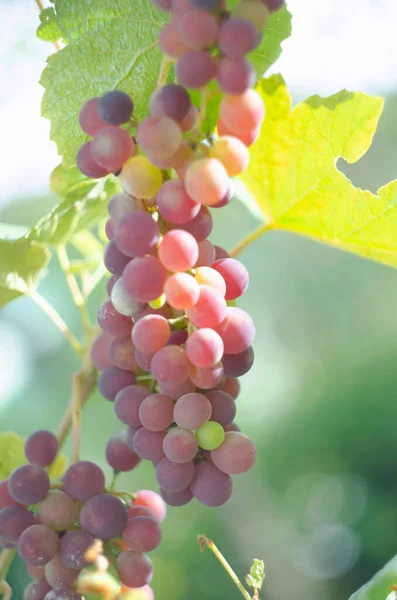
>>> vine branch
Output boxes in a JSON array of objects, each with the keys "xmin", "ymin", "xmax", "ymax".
[
  {"xmin": 230, "ymin": 221, "xmax": 274, "ymax": 258},
  {"xmin": 198, "ymin": 535, "xmax": 253, "ymax": 600},
  {"xmin": 0, "ymin": 550, "xmax": 16, "ymax": 600}
]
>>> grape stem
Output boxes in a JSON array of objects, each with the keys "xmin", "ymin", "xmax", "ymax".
[
  {"xmin": 28, "ymin": 290, "xmax": 84, "ymax": 355},
  {"xmin": 57, "ymin": 246, "xmax": 94, "ymax": 340},
  {"xmin": 230, "ymin": 221, "xmax": 274, "ymax": 258},
  {"xmin": 198, "ymin": 535, "xmax": 253, "ymax": 600},
  {"xmin": 157, "ymin": 55, "xmax": 173, "ymax": 88},
  {"xmin": 0, "ymin": 550, "xmax": 16, "ymax": 600}
]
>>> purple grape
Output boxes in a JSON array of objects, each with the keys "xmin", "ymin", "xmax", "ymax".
[
  {"xmin": 38, "ymin": 491, "xmax": 77, "ymax": 531},
  {"xmin": 173, "ymin": 392, "xmax": 212, "ymax": 430},
  {"xmin": 205, "ymin": 390, "xmax": 236, "ymax": 425},
  {"xmin": 110, "ymin": 277, "xmax": 145, "ymax": 318},
  {"xmin": 133, "ymin": 429, "xmax": 166, "ymax": 462},
  {"xmin": 217, "ymin": 56, "xmax": 256, "ymax": 95},
  {"xmin": 59, "ymin": 531, "xmax": 96, "ymax": 570},
  {"xmin": 0, "ymin": 537, "xmax": 15, "ymax": 549},
  {"xmin": 63, "ymin": 461, "xmax": 105, "ymax": 502},
  {"xmin": 76, "ymin": 142, "xmax": 109, "ymax": 179},
  {"xmin": 160, "ymin": 487, "xmax": 193, "ymax": 507},
  {"xmin": 149, "ymin": 84, "xmax": 191, "ymax": 123},
  {"xmin": 167, "ymin": 330, "xmax": 188, "ymax": 346},
  {"xmin": 0, "ymin": 479, "xmax": 19, "ymax": 509},
  {"xmin": 157, "ymin": 180, "xmax": 200, "ymax": 225},
  {"xmin": 134, "ymin": 349, "xmax": 154, "ymax": 372},
  {"xmin": 97, "ymin": 299, "xmax": 133, "ymax": 337},
  {"xmin": 213, "ymin": 307, "xmax": 255, "ymax": 354},
  {"xmin": 176, "ymin": 50, "xmax": 217, "ymax": 89},
  {"xmin": 79, "ymin": 97, "xmax": 106, "ymax": 136},
  {"xmin": 105, "ymin": 218, "xmax": 115, "ymax": 240},
  {"xmin": 18, "ymin": 524, "xmax": 59, "ymax": 566},
  {"xmin": 122, "ymin": 516, "xmax": 162, "ymax": 552},
  {"xmin": 44, "ymin": 588, "xmax": 82, "ymax": 600},
  {"xmin": 106, "ymin": 431, "xmax": 141, "ymax": 472},
  {"xmin": 220, "ymin": 377, "xmax": 240, "ymax": 399},
  {"xmin": 123, "ymin": 256, "xmax": 168, "ymax": 303},
  {"xmin": 133, "ymin": 315, "xmax": 170, "ymax": 356},
  {"xmin": 152, "ymin": 0, "xmax": 172, "ymax": 10},
  {"xmin": 108, "ymin": 193, "xmax": 142, "ymax": 221},
  {"xmin": 117, "ymin": 551, "xmax": 153, "ymax": 588},
  {"xmin": 8, "ymin": 464, "xmax": 50, "ymax": 505},
  {"xmin": 217, "ymin": 18, "xmax": 260, "ymax": 58},
  {"xmin": 90, "ymin": 333, "xmax": 112, "ymax": 371},
  {"xmin": 98, "ymin": 366, "xmax": 136, "ymax": 401},
  {"xmin": 170, "ymin": 205, "xmax": 213, "ymax": 241},
  {"xmin": 212, "ymin": 258, "xmax": 249, "ymax": 300},
  {"xmin": 0, "ymin": 505, "xmax": 37, "ymax": 543},
  {"xmin": 115, "ymin": 212, "xmax": 160, "ymax": 257},
  {"xmin": 109, "ymin": 335, "xmax": 140, "ymax": 371},
  {"xmin": 214, "ymin": 245, "xmax": 230, "ymax": 260},
  {"xmin": 24, "ymin": 579, "xmax": 53, "ymax": 600},
  {"xmin": 190, "ymin": 461, "xmax": 233, "ymax": 506},
  {"xmin": 188, "ymin": 0, "xmax": 222, "ymax": 8},
  {"xmin": 79, "ymin": 494, "xmax": 128, "ymax": 540},
  {"xmin": 45, "ymin": 555, "xmax": 80, "ymax": 589},
  {"xmin": 139, "ymin": 393, "xmax": 174, "ymax": 432},
  {"xmin": 126, "ymin": 426, "xmax": 140, "ymax": 449},
  {"xmin": 114, "ymin": 385, "xmax": 151, "ymax": 427},
  {"xmin": 103, "ymin": 240, "xmax": 131, "ymax": 276},
  {"xmin": 25, "ymin": 431, "xmax": 59, "ymax": 468},
  {"xmin": 156, "ymin": 458, "xmax": 195, "ymax": 494},
  {"xmin": 222, "ymin": 346, "xmax": 254, "ymax": 377},
  {"xmin": 163, "ymin": 428, "xmax": 198, "ymax": 464},
  {"xmin": 151, "ymin": 345, "xmax": 190, "ymax": 386},
  {"xmin": 26, "ymin": 564, "xmax": 46, "ymax": 579},
  {"xmin": 211, "ymin": 432, "xmax": 256, "ymax": 474},
  {"xmin": 263, "ymin": 0, "xmax": 285, "ymax": 11},
  {"xmin": 178, "ymin": 8, "xmax": 219, "ymax": 51},
  {"xmin": 91, "ymin": 126, "xmax": 135, "ymax": 172},
  {"xmin": 98, "ymin": 90, "xmax": 134, "ymax": 126}
]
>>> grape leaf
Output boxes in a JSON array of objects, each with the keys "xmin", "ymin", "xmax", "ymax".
[
  {"xmin": 27, "ymin": 177, "xmax": 119, "ymax": 247},
  {"xmin": 0, "ymin": 239, "xmax": 51, "ymax": 307},
  {"xmin": 348, "ymin": 554, "xmax": 397, "ymax": 600},
  {"xmin": 41, "ymin": 0, "xmax": 168, "ymax": 167},
  {"xmin": 239, "ymin": 76, "xmax": 397, "ymax": 269}
]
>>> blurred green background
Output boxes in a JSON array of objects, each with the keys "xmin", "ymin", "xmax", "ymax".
[{"xmin": 2, "ymin": 1, "xmax": 397, "ymax": 599}]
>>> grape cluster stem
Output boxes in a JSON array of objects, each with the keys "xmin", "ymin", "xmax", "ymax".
[{"xmin": 0, "ymin": 550, "xmax": 16, "ymax": 600}]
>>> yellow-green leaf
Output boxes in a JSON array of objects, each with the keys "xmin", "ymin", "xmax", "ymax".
[{"xmin": 240, "ymin": 76, "xmax": 397, "ymax": 269}]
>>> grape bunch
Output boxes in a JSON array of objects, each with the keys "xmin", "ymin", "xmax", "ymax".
[
  {"xmin": 0, "ymin": 430, "xmax": 166, "ymax": 599},
  {"xmin": 81, "ymin": 0, "xmax": 285, "ymax": 510}
]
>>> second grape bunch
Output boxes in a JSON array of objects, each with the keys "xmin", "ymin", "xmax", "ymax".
[{"xmin": 79, "ymin": 0, "xmax": 284, "ymax": 507}]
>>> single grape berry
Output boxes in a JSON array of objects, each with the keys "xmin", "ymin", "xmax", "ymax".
[
  {"xmin": 25, "ymin": 430, "xmax": 59, "ymax": 467},
  {"xmin": 98, "ymin": 90, "xmax": 134, "ymax": 125}
]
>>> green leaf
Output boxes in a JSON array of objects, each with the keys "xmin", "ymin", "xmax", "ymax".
[
  {"xmin": 246, "ymin": 559, "xmax": 265, "ymax": 591},
  {"xmin": 0, "ymin": 239, "xmax": 51, "ymax": 307},
  {"xmin": 48, "ymin": 453, "xmax": 68, "ymax": 481},
  {"xmin": 28, "ymin": 178, "xmax": 119, "ymax": 247},
  {"xmin": 203, "ymin": 7, "xmax": 292, "ymax": 135},
  {"xmin": 41, "ymin": 0, "xmax": 168, "ymax": 167},
  {"xmin": 348, "ymin": 555, "xmax": 397, "ymax": 600},
  {"xmin": 50, "ymin": 163, "xmax": 93, "ymax": 199},
  {"xmin": 37, "ymin": 7, "xmax": 62, "ymax": 43},
  {"xmin": 239, "ymin": 76, "xmax": 397, "ymax": 269}
]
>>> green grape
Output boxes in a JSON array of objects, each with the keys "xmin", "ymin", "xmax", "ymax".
[{"xmin": 196, "ymin": 421, "xmax": 225, "ymax": 450}]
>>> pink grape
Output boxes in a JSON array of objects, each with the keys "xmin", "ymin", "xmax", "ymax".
[
  {"xmin": 24, "ymin": 580, "xmax": 52, "ymax": 600},
  {"xmin": 173, "ymin": 392, "xmax": 212, "ymax": 429},
  {"xmin": 105, "ymin": 219, "xmax": 115, "ymax": 239},
  {"xmin": 132, "ymin": 315, "xmax": 170, "ymax": 355},
  {"xmin": 138, "ymin": 116, "xmax": 183, "ymax": 159},
  {"xmin": 107, "ymin": 274, "xmax": 117, "ymax": 294},
  {"xmin": 180, "ymin": 104, "xmax": 198, "ymax": 133},
  {"xmin": 206, "ymin": 390, "xmax": 236, "ymax": 425},
  {"xmin": 189, "ymin": 362, "xmax": 224, "ymax": 389},
  {"xmin": 18, "ymin": 524, "xmax": 59, "ymax": 566},
  {"xmin": 220, "ymin": 90, "xmax": 265, "ymax": 134},
  {"xmin": 211, "ymin": 432, "xmax": 256, "ymax": 474},
  {"xmin": 151, "ymin": 345, "xmax": 190, "ymax": 386},
  {"xmin": 9, "ymin": 464, "xmax": 50, "ymax": 505},
  {"xmin": 190, "ymin": 461, "xmax": 233, "ymax": 506},
  {"xmin": 217, "ymin": 116, "xmax": 261, "ymax": 147},
  {"xmin": 127, "ymin": 505, "xmax": 155, "ymax": 520},
  {"xmin": 195, "ymin": 266, "xmax": 227, "ymax": 296},
  {"xmin": 210, "ymin": 184, "xmax": 234, "ymax": 209},
  {"xmin": 160, "ymin": 487, "xmax": 193, "ymax": 507},
  {"xmin": 79, "ymin": 494, "xmax": 128, "ymax": 540},
  {"xmin": 76, "ymin": 142, "xmax": 109, "ymax": 179},
  {"xmin": 117, "ymin": 551, "xmax": 153, "ymax": 589},
  {"xmin": 186, "ymin": 329, "xmax": 224, "ymax": 368},
  {"xmin": 63, "ymin": 461, "xmax": 105, "ymax": 502},
  {"xmin": 25, "ymin": 431, "xmax": 59, "ymax": 468},
  {"xmin": 109, "ymin": 336, "xmax": 140, "ymax": 371},
  {"xmin": 139, "ymin": 394, "xmax": 174, "ymax": 432},
  {"xmin": 149, "ymin": 84, "xmax": 191, "ymax": 124},
  {"xmin": 133, "ymin": 429, "xmax": 166, "ymax": 462},
  {"xmin": 212, "ymin": 258, "xmax": 249, "ymax": 300},
  {"xmin": 97, "ymin": 299, "xmax": 133, "ymax": 337},
  {"xmin": 217, "ymin": 56, "xmax": 256, "ymax": 95},
  {"xmin": 98, "ymin": 366, "xmax": 136, "ymax": 401},
  {"xmin": 0, "ymin": 480, "xmax": 19, "ymax": 510},
  {"xmin": 104, "ymin": 240, "xmax": 130, "ymax": 277},
  {"xmin": 195, "ymin": 240, "xmax": 215, "ymax": 267},
  {"xmin": 122, "ymin": 516, "xmax": 162, "ymax": 552},
  {"xmin": 159, "ymin": 18, "xmax": 191, "ymax": 58},
  {"xmin": 177, "ymin": 8, "xmax": 219, "ymax": 50},
  {"xmin": 186, "ymin": 284, "xmax": 226, "ymax": 328},
  {"xmin": 185, "ymin": 158, "xmax": 229, "ymax": 206},
  {"xmin": 79, "ymin": 97, "xmax": 106, "ymax": 136},
  {"xmin": 222, "ymin": 346, "xmax": 254, "ymax": 377},
  {"xmin": 26, "ymin": 564, "xmax": 45, "ymax": 579},
  {"xmin": 163, "ymin": 428, "xmax": 198, "ymax": 463},
  {"xmin": 217, "ymin": 18, "xmax": 260, "ymax": 58},
  {"xmin": 164, "ymin": 272, "xmax": 200, "ymax": 310},
  {"xmin": 123, "ymin": 256, "xmax": 168, "ymax": 302},
  {"xmin": 156, "ymin": 459, "xmax": 195, "ymax": 494},
  {"xmin": 224, "ymin": 422, "xmax": 241, "ymax": 432},
  {"xmin": 108, "ymin": 193, "xmax": 142, "ymax": 221},
  {"xmin": 91, "ymin": 126, "xmax": 135, "ymax": 172},
  {"xmin": 134, "ymin": 350, "xmax": 155, "ymax": 372},
  {"xmin": 98, "ymin": 90, "xmax": 134, "ymax": 126},
  {"xmin": 45, "ymin": 555, "xmax": 80, "ymax": 590},
  {"xmin": 114, "ymin": 385, "xmax": 152, "ymax": 427},
  {"xmin": 158, "ymin": 230, "xmax": 199, "ymax": 272},
  {"xmin": 213, "ymin": 307, "xmax": 255, "ymax": 354},
  {"xmin": 208, "ymin": 136, "xmax": 250, "ymax": 177},
  {"xmin": 158, "ymin": 378, "xmax": 196, "ymax": 400},
  {"xmin": 176, "ymin": 51, "xmax": 217, "ymax": 89},
  {"xmin": 115, "ymin": 212, "xmax": 159, "ymax": 257},
  {"xmin": 172, "ymin": 0, "xmax": 192, "ymax": 13},
  {"xmin": 132, "ymin": 490, "xmax": 167, "ymax": 523},
  {"xmin": 170, "ymin": 205, "xmax": 213, "ymax": 241},
  {"xmin": 91, "ymin": 333, "xmax": 112, "ymax": 371},
  {"xmin": 157, "ymin": 180, "xmax": 200, "ymax": 224},
  {"xmin": 106, "ymin": 431, "xmax": 141, "ymax": 472}
]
